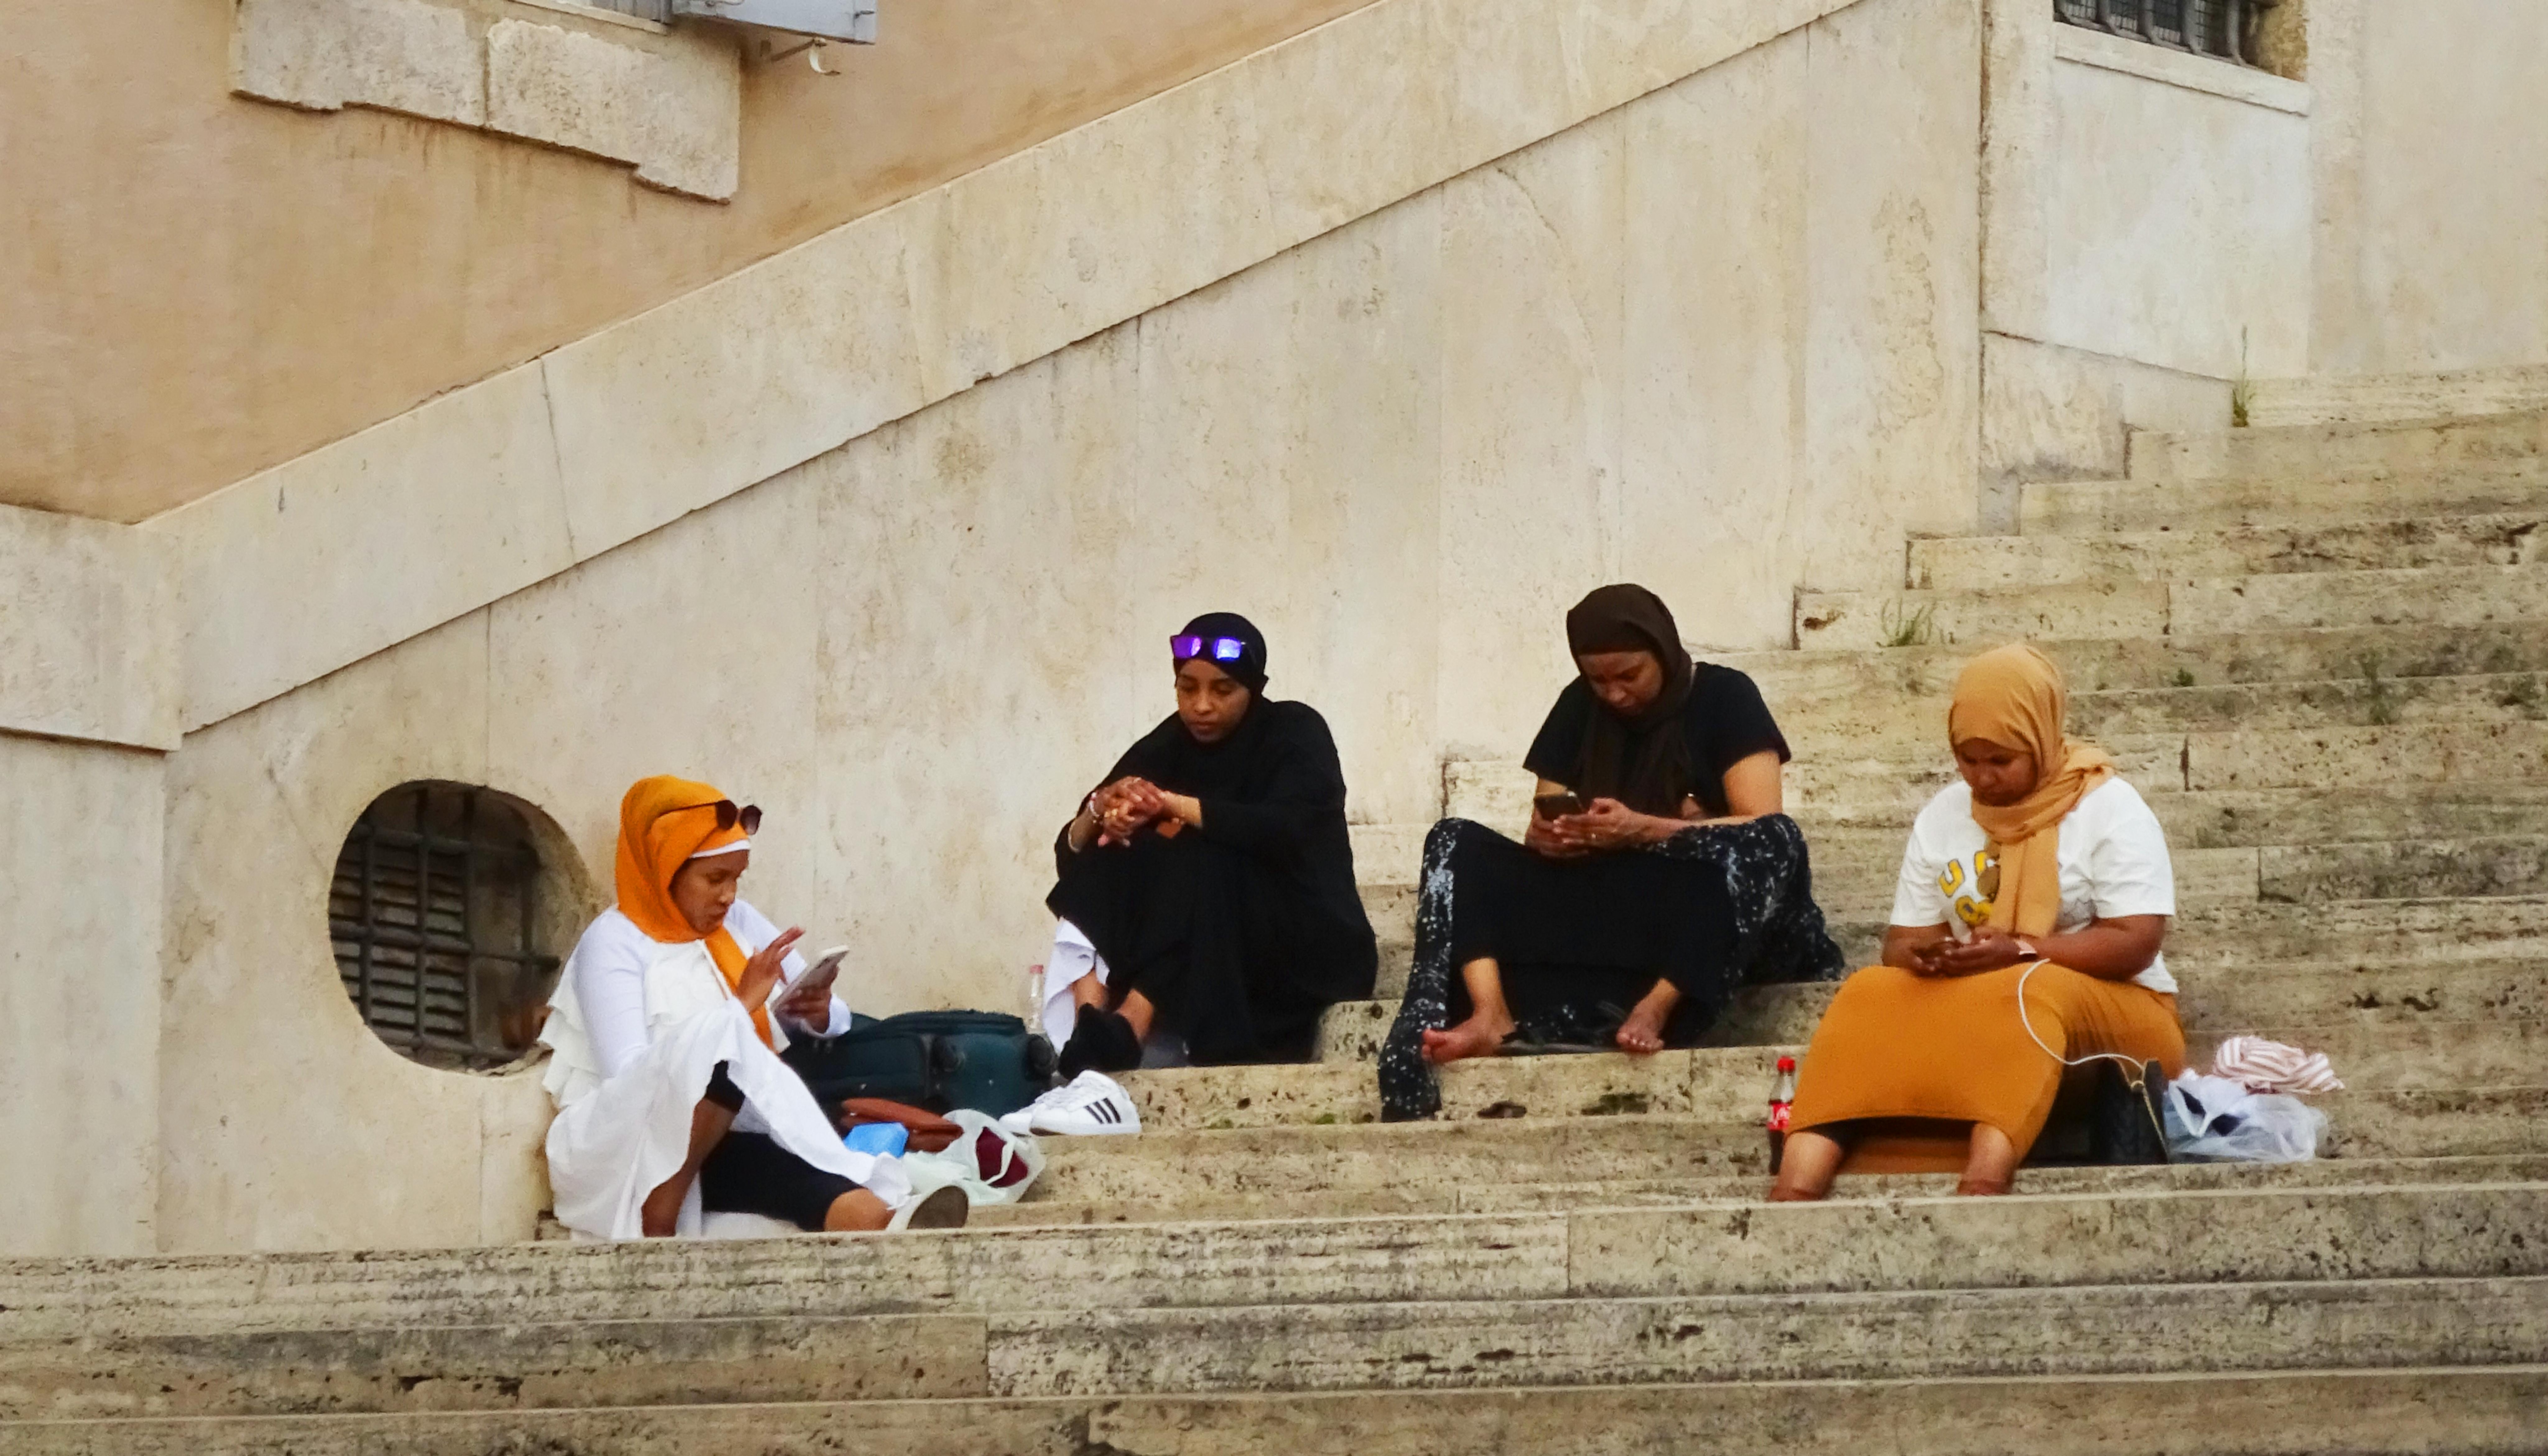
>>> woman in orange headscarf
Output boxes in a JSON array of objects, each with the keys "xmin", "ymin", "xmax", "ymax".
[
  {"xmin": 1773, "ymin": 644, "xmax": 2186, "ymax": 1198},
  {"xmin": 538, "ymin": 776, "xmax": 968, "ymax": 1238}
]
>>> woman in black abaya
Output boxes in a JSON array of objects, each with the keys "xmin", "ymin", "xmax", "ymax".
[
  {"xmin": 1377, "ymin": 584, "xmax": 1845, "ymax": 1120},
  {"xmin": 1043, "ymin": 613, "xmax": 1378, "ymax": 1074}
]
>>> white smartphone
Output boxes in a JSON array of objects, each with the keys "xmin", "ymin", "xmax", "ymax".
[{"xmin": 771, "ymin": 944, "xmax": 850, "ymax": 1006}]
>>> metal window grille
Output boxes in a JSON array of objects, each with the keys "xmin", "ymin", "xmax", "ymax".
[
  {"xmin": 2055, "ymin": 0, "xmax": 2252, "ymax": 65},
  {"xmin": 330, "ymin": 784, "xmax": 559, "ymax": 1071},
  {"xmin": 581, "ymin": 0, "xmax": 674, "ymax": 22}
]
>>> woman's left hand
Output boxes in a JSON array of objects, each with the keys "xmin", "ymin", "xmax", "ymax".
[{"xmin": 1928, "ymin": 927, "xmax": 2031, "ymax": 976}]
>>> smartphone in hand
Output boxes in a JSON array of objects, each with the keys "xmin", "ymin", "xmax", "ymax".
[
  {"xmin": 772, "ymin": 944, "xmax": 850, "ymax": 1007},
  {"xmin": 1534, "ymin": 790, "xmax": 1588, "ymax": 820}
]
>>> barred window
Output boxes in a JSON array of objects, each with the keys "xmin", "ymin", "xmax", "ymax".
[
  {"xmin": 330, "ymin": 783, "xmax": 569, "ymax": 1071},
  {"xmin": 2056, "ymin": 0, "xmax": 2253, "ymax": 64}
]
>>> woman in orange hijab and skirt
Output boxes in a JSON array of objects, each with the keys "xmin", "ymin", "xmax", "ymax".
[
  {"xmin": 537, "ymin": 776, "xmax": 969, "ymax": 1238},
  {"xmin": 1774, "ymin": 644, "xmax": 2187, "ymax": 1198}
]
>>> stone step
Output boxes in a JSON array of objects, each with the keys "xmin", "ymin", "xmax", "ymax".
[
  {"xmin": 1912, "ymin": 513, "xmax": 2548, "ymax": 589},
  {"xmin": 1795, "ymin": 565, "xmax": 2548, "ymax": 654},
  {"xmin": 1725, "ymin": 621, "xmax": 2548, "ymax": 704},
  {"xmin": 1341, "ymin": 948, "xmax": 2548, "ymax": 1061},
  {"xmin": 9, "ymin": 1182, "xmax": 2542, "ymax": 1418},
  {"xmin": 2025, "ymin": 463, "xmax": 2548, "ymax": 535},
  {"xmin": 1025, "ymin": 1086, "xmax": 2548, "ymax": 1206},
  {"xmin": 1801, "ymin": 784, "xmax": 2548, "ymax": 849},
  {"xmin": 1805, "ymin": 828, "xmax": 2548, "ymax": 908},
  {"xmin": 2128, "ymin": 411, "xmax": 2548, "ymax": 484},
  {"xmin": 16, "ymin": 1174, "xmax": 2540, "ymax": 1345},
  {"xmin": 1785, "ymin": 720, "xmax": 2548, "ymax": 816},
  {"xmin": 16, "ymin": 1367, "xmax": 2548, "ymax": 1456},
  {"xmin": 2247, "ymin": 365, "xmax": 2548, "ymax": 428},
  {"xmin": 983, "ymin": 1152, "xmax": 2548, "ymax": 1228},
  {"xmin": 1012, "ymin": 1275, "xmax": 2548, "ymax": 1395},
  {"xmin": 1323, "ymin": 944, "xmax": 2548, "ymax": 1060},
  {"xmin": 1362, "ymin": 888, "xmax": 2548, "ymax": 1003},
  {"xmin": 1764, "ymin": 673, "xmax": 2548, "ymax": 776}
]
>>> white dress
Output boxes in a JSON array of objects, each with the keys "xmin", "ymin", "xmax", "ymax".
[{"xmin": 537, "ymin": 902, "xmax": 911, "ymax": 1239}]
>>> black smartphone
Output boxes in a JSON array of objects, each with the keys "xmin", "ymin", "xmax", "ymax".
[{"xmin": 1534, "ymin": 791, "xmax": 1587, "ymax": 820}]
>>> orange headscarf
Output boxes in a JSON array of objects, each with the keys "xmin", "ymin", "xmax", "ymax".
[
  {"xmin": 1946, "ymin": 644, "xmax": 2115, "ymax": 939},
  {"xmin": 614, "ymin": 775, "xmax": 772, "ymax": 1047}
]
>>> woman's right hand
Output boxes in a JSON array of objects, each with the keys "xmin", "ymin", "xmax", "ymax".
[
  {"xmin": 1525, "ymin": 810, "xmax": 1585, "ymax": 859},
  {"xmin": 737, "ymin": 927, "xmax": 804, "ymax": 1009}
]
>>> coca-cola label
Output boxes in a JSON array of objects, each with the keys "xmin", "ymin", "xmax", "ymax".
[{"xmin": 1767, "ymin": 1103, "xmax": 1791, "ymax": 1132}]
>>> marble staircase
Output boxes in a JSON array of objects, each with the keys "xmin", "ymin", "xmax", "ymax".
[{"xmin": 8, "ymin": 400, "xmax": 2548, "ymax": 1451}]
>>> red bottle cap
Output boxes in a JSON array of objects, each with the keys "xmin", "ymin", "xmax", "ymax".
[{"xmin": 1776, "ymin": 1056, "xmax": 1796, "ymax": 1071}]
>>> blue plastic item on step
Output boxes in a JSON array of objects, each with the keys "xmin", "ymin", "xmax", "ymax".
[{"xmin": 843, "ymin": 1121, "xmax": 909, "ymax": 1157}]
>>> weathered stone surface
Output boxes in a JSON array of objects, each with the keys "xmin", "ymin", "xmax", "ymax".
[
  {"xmin": 230, "ymin": 0, "xmax": 485, "ymax": 126},
  {"xmin": 2022, "ymin": 463, "xmax": 2548, "ymax": 534},
  {"xmin": 2249, "ymin": 364, "xmax": 2548, "ymax": 428},
  {"xmin": 987, "ymin": 1276, "xmax": 2548, "ymax": 1394},
  {"xmin": 484, "ymin": 19, "xmax": 741, "ymax": 201},
  {"xmin": 0, "ymin": 505, "xmax": 174, "ymax": 749},
  {"xmin": 1915, "ymin": 512, "xmax": 2548, "ymax": 589},
  {"xmin": 0, "ymin": 1312, "xmax": 986, "ymax": 1420},
  {"xmin": 2132, "ymin": 411, "xmax": 2548, "ymax": 483},
  {"xmin": 984, "ymin": 1152, "xmax": 2548, "ymax": 1228},
  {"xmin": 13, "ymin": 1369, "xmax": 2548, "ymax": 1456},
  {"xmin": 0, "ymin": 737, "xmax": 165, "ymax": 1258}
]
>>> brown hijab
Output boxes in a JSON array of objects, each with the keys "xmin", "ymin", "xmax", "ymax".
[
  {"xmin": 1562, "ymin": 584, "xmax": 1698, "ymax": 816},
  {"xmin": 1948, "ymin": 644, "xmax": 2116, "ymax": 938}
]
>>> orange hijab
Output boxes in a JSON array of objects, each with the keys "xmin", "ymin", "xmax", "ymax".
[
  {"xmin": 1947, "ymin": 644, "xmax": 2115, "ymax": 939},
  {"xmin": 614, "ymin": 775, "xmax": 772, "ymax": 1048}
]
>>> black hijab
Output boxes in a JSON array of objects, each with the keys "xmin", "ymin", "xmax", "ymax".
[
  {"xmin": 1561, "ymin": 584, "xmax": 1698, "ymax": 815},
  {"xmin": 1172, "ymin": 611, "xmax": 1269, "ymax": 693},
  {"xmin": 1123, "ymin": 611, "xmax": 1274, "ymax": 797}
]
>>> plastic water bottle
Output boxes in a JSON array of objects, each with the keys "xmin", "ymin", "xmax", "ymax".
[
  {"xmin": 1027, "ymin": 962, "xmax": 1045, "ymax": 1022},
  {"xmin": 1767, "ymin": 1055, "xmax": 1797, "ymax": 1175}
]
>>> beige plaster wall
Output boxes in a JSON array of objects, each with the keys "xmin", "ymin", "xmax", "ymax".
[
  {"xmin": 147, "ymin": 0, "xmax": 1980, "ymax": 1251},
  {"xmin": 2036, "ymin": 31, "xmax": 2313, "ymax": 380},
  {"xmin": 2310, "ymin": 0, "xmax": 2548, "ymax": 374},
  {"xmin": 0, "ymin": 734, "xmax": 164, "ymax": 1257},
  {"xmin": 1, "ymin": 0, "xmax": 1376, "ymax": 525}
]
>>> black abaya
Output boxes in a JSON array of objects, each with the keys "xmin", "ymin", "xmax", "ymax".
[{"xmin": 1047, "ymin": 699, "xmax": 1377, "ymax": 1064}]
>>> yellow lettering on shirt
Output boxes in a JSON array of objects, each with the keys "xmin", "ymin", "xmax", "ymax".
[{"xmin": 1939, "ymin": 849, "xmax": 1998, "ymax": 930}]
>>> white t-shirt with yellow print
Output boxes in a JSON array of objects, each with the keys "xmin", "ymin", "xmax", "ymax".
[{"xmin": 1888, "ymin": 776, "xmax": 2179, "ymax": 993}]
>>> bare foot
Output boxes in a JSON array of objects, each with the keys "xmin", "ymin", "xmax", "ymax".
[
  {"xmin": 1421, "ymin": 1012, "xmax": 1515, "ymax": 1064},
  {"xmin": 1614, "ymin": 1002, "xmax": 1669, "ymax": 1055}
]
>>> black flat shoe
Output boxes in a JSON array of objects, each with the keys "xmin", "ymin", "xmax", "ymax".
[{"xmin": 1057, "ymin": 1003, "xmax": 1143, "ymax": 1077}]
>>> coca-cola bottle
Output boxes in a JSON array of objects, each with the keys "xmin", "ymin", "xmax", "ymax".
[{"xmin": 1766, "ymin": 1055, "xmax": 1797, "ymax": 1175}]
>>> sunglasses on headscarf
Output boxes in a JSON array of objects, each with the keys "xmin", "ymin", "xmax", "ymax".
[
  {"xmin": 671, "ymin": 799, "xmax": 762, "ymax": 836},
  {"xmin": 1170, "ymin": 635, "xmax": 1249, "ymax": 663}
]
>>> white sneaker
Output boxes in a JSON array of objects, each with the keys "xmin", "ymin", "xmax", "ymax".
[{"xmin": 1001, "ymin": 1070, "xmax": 1142, "ymax": 1137}]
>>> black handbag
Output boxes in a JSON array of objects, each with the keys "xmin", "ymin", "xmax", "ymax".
[
  {"xmin": 2088, "ymin": 1058, "xmax": 2172, "ymax": 1165},
  {"xmin": 782, "ymin": 1010, "xmax": 1058, "ymax": 1118}
]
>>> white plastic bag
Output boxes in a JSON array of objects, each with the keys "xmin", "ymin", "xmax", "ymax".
[
  {"xmin": 895, "ymin": 1109, "xmax": 1047, "ymax": 1206},
  {"xmin": 2163, "ymin": 1072, "xmax": 2327, "ymax": 1163}
]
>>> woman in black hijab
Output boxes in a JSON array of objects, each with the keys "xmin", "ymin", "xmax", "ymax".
[
  {"xmin": 1377, "ymin": 584, "xmax": 1844, "ymax": 1120},
  {"xmin": 1045, "ymin": 612, "xmax": 1378, "ymax": 1074}
]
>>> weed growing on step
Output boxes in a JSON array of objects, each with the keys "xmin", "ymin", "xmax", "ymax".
[
  {"xmin": 2230, "ymin": 326, "xmax": 2254, "ymax": 428},
  {"xmin": 1879, "ymin": 599, "xmax": 1939, "ymax": 649},
  {"xmin": 2500, "ymin": 674, "xmax": 2543, "ymax": 717},
  {"xmin": 2171, "ymin": 668, "xmax": 2198, "ymax": 688}
]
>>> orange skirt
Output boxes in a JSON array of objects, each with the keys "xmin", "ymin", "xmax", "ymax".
[{"xmin": 1787, "ymin": 962, "xmax": 2184, "ymax": 1172}]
